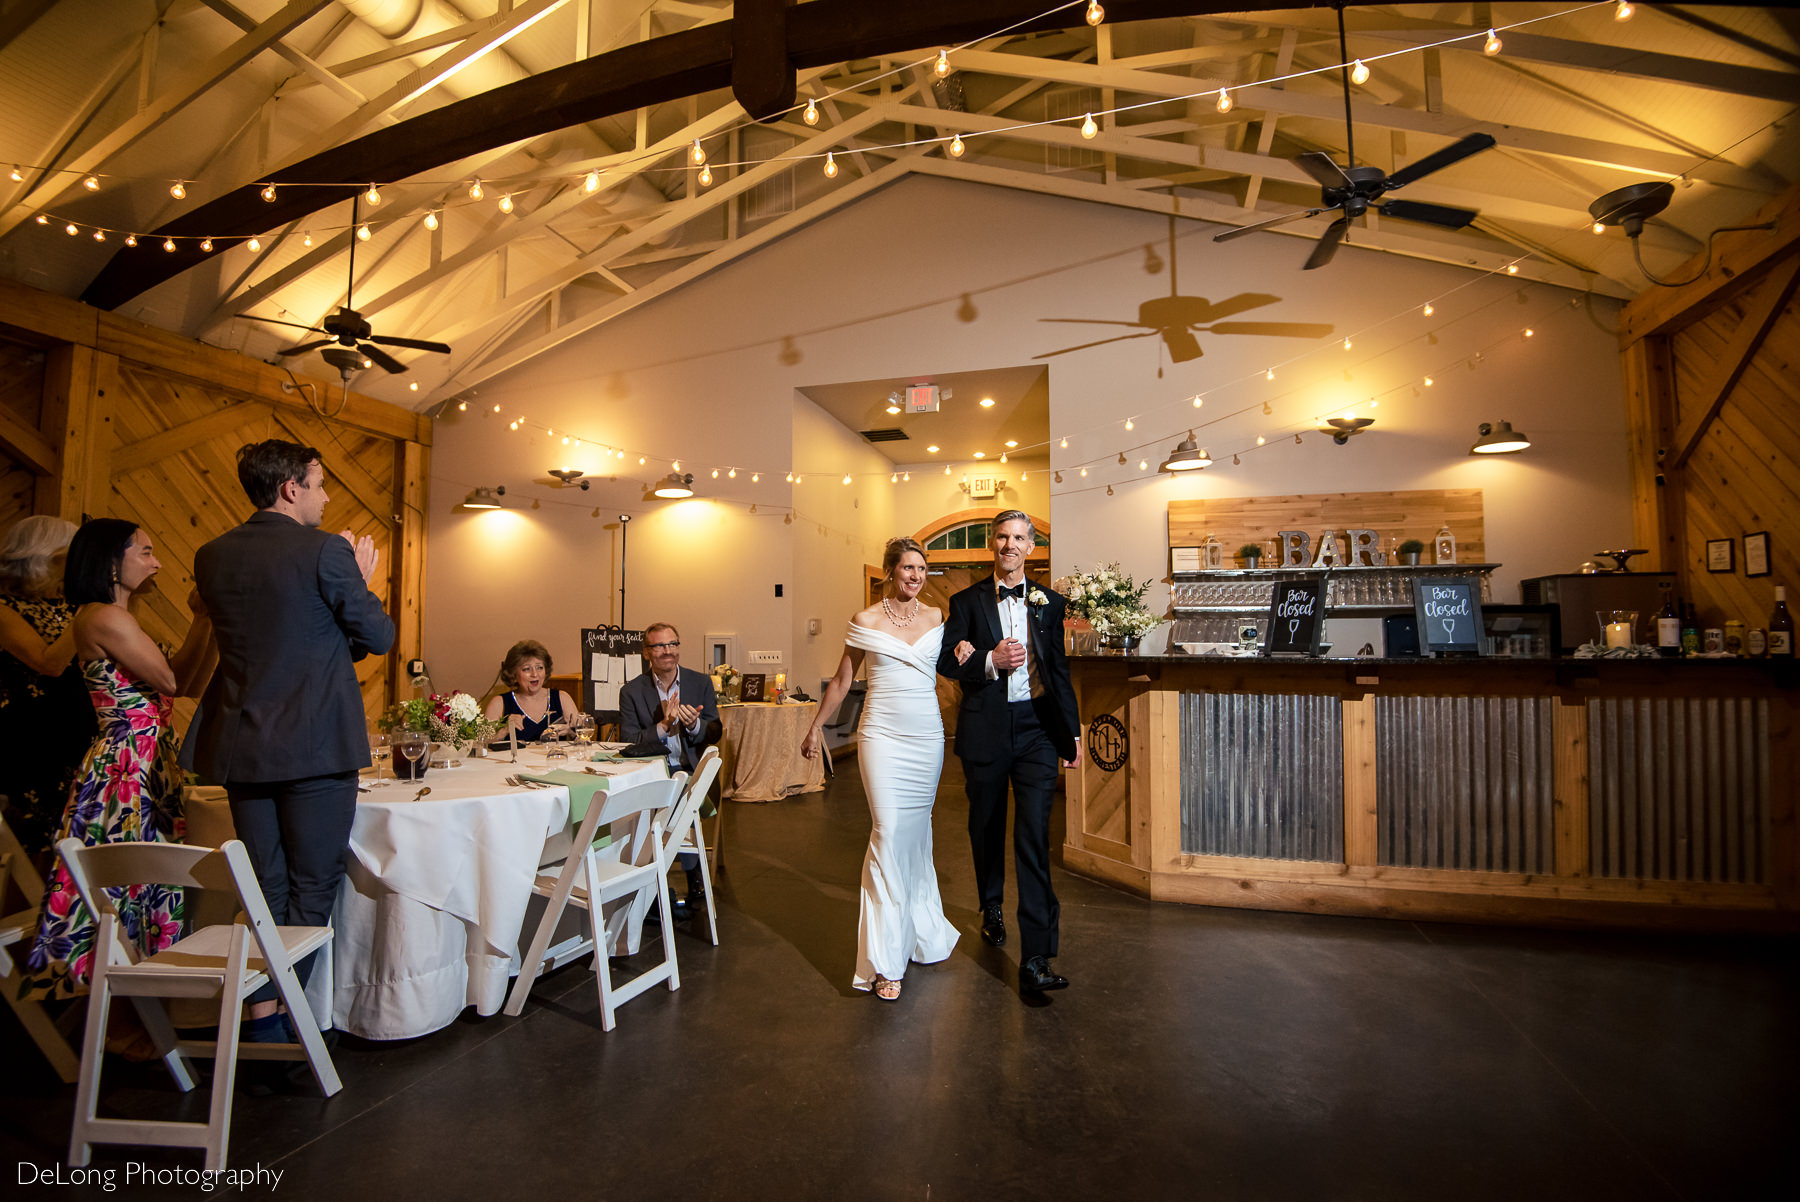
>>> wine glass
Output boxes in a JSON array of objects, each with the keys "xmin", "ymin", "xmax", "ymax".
[
  {"xmin": 542, "ymin": 719, "xmax": 568, "ymax": 762},
  {"xmin": 571, "ymin": 712, "xmax": 596, "ymax": 747},
  {"xmin": 395, "ymin": 732, "xmax": 429, "ymax": 781},
  {"xmin": 369, "ymin": 728, "xmax": 391, "ymax": 787}
]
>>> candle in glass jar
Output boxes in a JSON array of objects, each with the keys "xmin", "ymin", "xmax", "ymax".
[{"xmin": 1604, "ymin": 621, "xmax": 1633, "ymax": 648}]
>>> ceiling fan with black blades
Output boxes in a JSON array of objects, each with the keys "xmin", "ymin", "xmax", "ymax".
[
  {"xmin": 245, "ymin": 197, "xmax": 450, "ymax": 379},
  {"xmin": 1212, "ymin": 6, "xmax": 1496, "ymax": 269}
]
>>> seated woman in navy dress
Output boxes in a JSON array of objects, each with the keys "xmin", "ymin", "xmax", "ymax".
[{"xmin": 484, "ymin": 639, "xmax": 581, "ymax": 742}]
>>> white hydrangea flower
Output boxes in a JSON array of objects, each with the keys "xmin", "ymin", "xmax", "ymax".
[{"xmin": 447, "ymin": 692, "xmax": 482, "ymax": 722}]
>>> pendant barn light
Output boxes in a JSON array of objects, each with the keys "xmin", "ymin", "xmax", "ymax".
[
  {"xmin": 1159, "ymin": 435, "xmax": 1211, "ymax": 472},
  {"xmin": 460, "ymin": 486, "xmax": 505, "ymax": 510},
  {"xmin": 654, "ymin": 472, "xmax": 695, "ymax": 498},
  {"xmin": 1470, "ymin": 420, "xmax": 1531, "ymax": 454}
]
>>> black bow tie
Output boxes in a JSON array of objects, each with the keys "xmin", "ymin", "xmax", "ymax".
[{"xmin": 997, "ymin": 583, "xmax": 1025, "ymax": 601}]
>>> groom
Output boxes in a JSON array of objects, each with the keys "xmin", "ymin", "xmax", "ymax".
[{"xmin": 937, "ymin": 511, "xmax": 1081, "ymax": 993}]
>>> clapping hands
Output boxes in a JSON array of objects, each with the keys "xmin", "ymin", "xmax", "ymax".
[
  {"xmin": 660, "ymin": 695, "xmax": 700, "ymax": 731},
  {"xmin": 339, "ymin": 530, "xmax": 380, "ymax": 582}
]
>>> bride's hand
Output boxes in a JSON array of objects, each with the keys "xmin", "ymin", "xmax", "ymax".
[
  {"xmin": 800, "ymin": 726, "xmax": 821, "ymax": 760},
  {"xmin": 954, "ymin": 640, "xmax": 975, "ymax": 665}
]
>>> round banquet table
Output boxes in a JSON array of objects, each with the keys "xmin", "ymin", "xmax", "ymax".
[
  {"xmin": 184, "ymin": 750, "xmax": 666, "ymax": 1040},
  {"xmin": 717, "ymin": 701, "xmax": 826, "ymax": 802}
]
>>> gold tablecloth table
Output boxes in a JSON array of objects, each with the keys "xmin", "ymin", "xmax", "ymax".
[{"xmin": 718, "ymin": 701, "xmax": 826, "ymax": 802}]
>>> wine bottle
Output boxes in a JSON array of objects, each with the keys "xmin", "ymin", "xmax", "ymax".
[
  {"xmin": 1771, "ymin": 586, "xmax": 1794, "ymax": 658},
  {"xmin": 1680, "ymin": 600, "xmax": 1700, "ymax": 657},
  {"xmin": 1656, "ymin": 588, "xmax": 1681, "ymax": 657}
]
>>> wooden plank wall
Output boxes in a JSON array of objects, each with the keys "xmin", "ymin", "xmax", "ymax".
[
  {"xmin": 0, "ymin": 277, "xmax": 430, "ymax": 730},
  {"xmin": 1168, "ymin": 488, "xmax": 1486, "ymax": 564},
  {"xmin": 1619, "ymin": 183, "xmax": 1800, "ymax": 626}
]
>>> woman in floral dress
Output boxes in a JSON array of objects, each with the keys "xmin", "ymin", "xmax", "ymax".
[
  {"xmin": 21, "ymin": 518, "xmax": 216, "ymax": 1001},
  {"xmin": 0, "ymin": 516, "xmax": 91, "ymax": 861}
]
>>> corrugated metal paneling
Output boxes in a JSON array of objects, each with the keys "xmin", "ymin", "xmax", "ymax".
[
  {"xmin": 1588, "ymin": 697, "xmax": 1770, "ymax": 883},
  {"xmin": 1180, "ymin": 692, "xmax": 1342, "ymax": 862},
  {"xmin": 1376, "ymin": 696, "xmax": 1554, "ymax": 873}
]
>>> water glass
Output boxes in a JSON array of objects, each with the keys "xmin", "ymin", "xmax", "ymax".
[{"xmin": 369, "ymin": 729, "xmax": 391, "ymax": 787}]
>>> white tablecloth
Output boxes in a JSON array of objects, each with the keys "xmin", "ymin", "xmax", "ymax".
[{"xmin": 189, "ymin": 750, "xmax": 665, "ymax": 1041}]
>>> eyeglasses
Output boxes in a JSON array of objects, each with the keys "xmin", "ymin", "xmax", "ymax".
[{"xmin": 645, "ymin": 640, "xmax": 680, "ymax": 650}]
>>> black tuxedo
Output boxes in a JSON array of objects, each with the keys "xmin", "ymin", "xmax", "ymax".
[{"xmin": 937, "ymin": 577, "xmax": 1080, "ymax": 961}]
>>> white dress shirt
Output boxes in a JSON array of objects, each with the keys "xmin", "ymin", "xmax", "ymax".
[{"xmin": 985, "ymin": 576, "xmax": 1042, "ymax": 703}]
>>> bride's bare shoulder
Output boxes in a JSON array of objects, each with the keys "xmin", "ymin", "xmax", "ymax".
[
  {"xmin": 850, "ymin": 605, "xmax": 884, "ymax": 629},
  {"xmin": 925, "ymin": 608, "xmax": 946, "ymax": 628}
]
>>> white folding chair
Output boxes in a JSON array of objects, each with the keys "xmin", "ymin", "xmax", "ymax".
[
  {"xmin": 505, "ymin": 772, "xmax": 699, "ymax": 1031},
  {"xmin": 0, "ymin": 814, "xmax": 79, "ymax": 1083},
  {"xmin": 57, "ymin": 837, "xmax": 342, "ymax": 1171},
  {"xmin": 671, "ymin": 748, "xmax": 724, "ymax": 945}
]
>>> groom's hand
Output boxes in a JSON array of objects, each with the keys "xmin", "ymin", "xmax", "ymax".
[{"xmin": 992, "ymin": 637, "xmax": 1026, "ymax": 671}]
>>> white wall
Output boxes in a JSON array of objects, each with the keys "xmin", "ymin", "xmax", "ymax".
[{"xmin": 424, "ymin": 175, "xmax": 1628, "ymax": 687}]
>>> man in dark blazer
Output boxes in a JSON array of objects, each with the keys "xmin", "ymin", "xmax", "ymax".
[
  {"xmin": 936, "ymin": 510, "xmax": 1081, "ymax": 994},
  {"xmin": 193, "ymin": 439, "xmax": 395, "ymax": 1036},
  {"xmin": 619, "ymin": 621, "xmax": 720, "ymax": 917}
]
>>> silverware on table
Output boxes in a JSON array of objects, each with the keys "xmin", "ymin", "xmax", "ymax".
[{"xmin": 410, "ymin": 786, "xmax": 431, "ymax": 802}]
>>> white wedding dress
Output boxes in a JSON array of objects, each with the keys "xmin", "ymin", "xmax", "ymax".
[{"xmin": 846, "ymin": 621, "xmax": 959, "ymax": 989}]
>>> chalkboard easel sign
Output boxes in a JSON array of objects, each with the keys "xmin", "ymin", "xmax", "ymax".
[
  {"xmin": 582, "ymin": 625, "xmax": 643, "ymax": 716},
  {"xmin": 1263, "ymin": 577, "xmax": 1328, "ymax": 657},
  {"xmin": 1413, "ymin": 577, "xmax": 1485, "ymax": 656}
]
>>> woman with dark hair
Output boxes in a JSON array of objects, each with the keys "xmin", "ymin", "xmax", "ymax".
[
  {"xmin": 21, "ymin": 518, "xmax": 216, "ymax": 1000},
  {"xmin": 0, "ymin": 515, "xmax": 93, "ymax": 859},
  {"xmin": 484, "ymin": 638, "xmax": 581, "ymax": 742}
]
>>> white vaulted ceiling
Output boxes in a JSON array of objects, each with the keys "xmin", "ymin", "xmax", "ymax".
[{"xmin": 1, "ymin": 2, "xmax": 1795, "ymax": 410}]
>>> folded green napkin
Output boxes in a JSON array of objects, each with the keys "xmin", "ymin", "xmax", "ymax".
[{"xmin": 517, "ymin": 770, "xmax": 619, "ymax": 847}]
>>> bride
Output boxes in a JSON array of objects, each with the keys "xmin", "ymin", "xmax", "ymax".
[{"xmin": 803, "ymin": 536, "xmax": 967, "ymax": 1001}]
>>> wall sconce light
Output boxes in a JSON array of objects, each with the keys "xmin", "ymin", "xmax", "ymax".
[
  {"xmin": 460, "ymin": 485, "xmax": 505, "ymax": 510},
  {"xmin": 1321, "ymin": 416, "xmax": 1374, "ymax": 445},
  {"xmin": 1159, "ymin": 434, "xmax": 1211, "ymax": 472},
  {"xmin": 1470, "ymin": 420, "xmax": 1531, "ymax": 454},
  {"xmin": 653, "ymin": 472, "xmax": 695, "ymax": 498},
  {"xmin": 548, "ymin": 467, "xmax": 591, "ymax": 490}
]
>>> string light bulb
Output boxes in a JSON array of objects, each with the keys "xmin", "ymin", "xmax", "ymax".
[
  {"xmin": 124, "ymin": 235, "xmax": 136, "ymax": 247},
  {"xmin": 356, "ymin": 224, "xmax": 371, "ymax": 241},
  {"xmin": 1351, "ymin": 60, "xmax": 1370, "ymax": 85},
  {"xmin": 499, "ymin": 193, "xmax": 514, "ymax": 214},
  {"xmin": 1593, "ymin": 221, "xmax": 1606, "ymax": 234},
  {"xmin": 699, "ymin": 164, "xmax": 713, "ymax": 187},
  {"xmin": 752, "ymin": 473, "xmax": 760, "ymax": 483},
  {"xmin": 1483, "ymin": 29, "xmax": 1502, "ymax": 56},
  {"xmin": 1060, "ymin": 437, "xmax": 1068, "ymax": 448},
  {"xmin": 1233, "ymin": 453, "xmax": 1241, "ymax": 465},
  {"xmin": 1080, "ymin": 467, "xmax": 1088, "ymax": 477},
  {"xmin": 1263, "ymin": 401, "xmax": 1273, "ymax": 415},
  {"xmin": 302, "ymin": 231, "xmax": 313, "ymax": 247},
  {"xmin": 1266, "ymin": 367, "xmax": 1275, "ymax": 380},
  {"xmin": 424, "ymin": 210, "xmax": 439, "ymax": 231},
  {"xmin": 64, "ymin": 223, "xmax": 77, "ymax": 236},
  {"xmin": 1138, "ymin": 459, "xmax": 1148, "ymax": 470},
  {"xmin": 1295, "ymin": 433, "xmax": 1303, "ymax": 444},
  {"xmin": 35, "ymin": 215, "xmax": 47, "ymax": 225},
  {"xmin": 365, "ymin": 184, "xmax": 381, "ymax": 205},
  {"xmin": 935, "ymin": 49, "xmax": 950, "ymax": 76},
  {"xmin": 1257, "ymin": 435, "xmax": 1266, "ymax": 445},
  {"xmin": 8, "ymin": 166, "xmax": 21, "ymax": 182},
  {"xmin": 824, "ymin": 152, "xmax": 838, "ymax": 178},
  {"xmin": 1054, "ymin": 471, "xmax": 1063, "ymax": 483},
  {"xmin": 1524, "ymin": 327, "xmax": 1535, "ymax": 337},
  {"xmin": 712, "ymin": 469, "xmax": 720, "ymax": 479},
  {"xmin": 1506, "ymin": 264, "xmax": 1519, "ymax": 275},
  {"xmin": 1424, "ymin": 375, "xmax": 1435, "ymax": 386},
  {"xmin": 1615, "ymin": 1, "xmax": 1633, "ymax": 20},
  {"xmin": 803, "ymin": 98, "xmax": 819, "ymax": 126},
  {"xmin": 842, "ymin": 473, "xmax": 852, "ymax": 485},
  {"xmin": 92, "ymin": 229, "xmax": 104, "ymax": 241},
  {"xmin": 1086, "ymin": 2, "xmax": 1104, "ymax": 27},
  {"xmin": 1343, "ymin": 337, "xmax": 1353, "ymax": 350},
  {"xmin": 584, "ymin": 170, "xmax": 600, "ymax": 192},
  {"xmin": 458, "ymin": 401, "xmax": 467, "ymax": 411},
  {"xmin": 82, "ymin": 176, "xmax": 99, "ymax": 191},
  {"xmin": 1080, "ymin": 113, "xmax": 1098, "ymax": 139},
  {"xmin": 169, "ymin": 181, "xmax": 186, "ymax": 200},
  {"xmin": 261, "ymin": 183, "xmax": 277, "ymax": 202},
  {"xmin": 1193, "ymin": 395, "xmax": 1204, "ymax": 408},
  {"xmin": 469, "ymin": 179, "xmax": 484, "ymax": 201},
  {"xmin": 728, "ymin": 468, "xmax": 736, "ymax": 478},
  {"xmin": 1422, "ymin": 302, "xmax": 1434, "ymax": 316},
  {"xmin": 690, "ymin": 139, "xmax": 706, "ymax": 165},
  {"xmin": 950, "ymin": 134, "xmax": 965, "ymax": 157},
  {"xmin": 247, "ymin": 236, "xmax": 260, "ymax": 251},
  {"xmin": 1216, "ymin": 89, "xmax": 1233, "ymax": 113},
  {"xmin": 1106, "ymin": 484, "xmax": 1114, "ymax": 496}
]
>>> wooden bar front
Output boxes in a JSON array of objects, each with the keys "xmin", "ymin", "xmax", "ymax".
[{"xmin": 1065, "ymin": 654, "xmax": 1797, "ymax": 931}]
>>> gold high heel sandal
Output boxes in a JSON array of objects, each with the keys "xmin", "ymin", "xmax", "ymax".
[{"xmin": 873, "ymin": 975, "xmax": 902, "ymax": 1001}]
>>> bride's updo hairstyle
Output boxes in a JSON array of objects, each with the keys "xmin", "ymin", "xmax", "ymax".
[{"xmin": 881, "ymin": 536, "xmax": 927, "ymax": 585}]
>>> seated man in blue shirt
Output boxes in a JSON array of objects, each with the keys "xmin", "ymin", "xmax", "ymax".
[{"xmin": 619, "ymin": 621, "xmax": 720, "ymax": 920}]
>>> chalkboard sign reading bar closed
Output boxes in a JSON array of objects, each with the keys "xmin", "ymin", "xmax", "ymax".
[
  {"xmin": 1414, "ymin": 577, "xmax": 1484, "ymax": 656},
  {"xmin": 1263, "ymin": 577, "xmax": 1328, "ymax": 656}
]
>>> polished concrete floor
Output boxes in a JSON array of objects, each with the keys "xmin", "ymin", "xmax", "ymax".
[{"xmin": 4, "ymin": 756, "xmax": 1794, "ymax": 1200}]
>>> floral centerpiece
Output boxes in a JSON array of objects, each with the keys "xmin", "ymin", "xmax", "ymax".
[
  {"xmin": 1061, "ymin": 562, "xmax": 1165, "ymax": 649},
  {"xmin": 386, "ymin": 691, "xmax": 505, "ymax": 753},
  {"xmin": 712, "ymin": 663, "xmax": 742, "ymax": 703}
]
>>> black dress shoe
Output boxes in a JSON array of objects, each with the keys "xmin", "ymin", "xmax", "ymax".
[
  {"xmin": 1018, "ymin": 956, "xmax": 1068, "ymax": 993},
  {"xmin": 979, "ymin": 905, "xmax": 1006, "ymax": 947}
]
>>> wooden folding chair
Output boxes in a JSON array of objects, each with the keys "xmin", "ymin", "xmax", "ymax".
[
  {"xmin": 57, "ymin": 838, "xmax": 342, "ymax": 1171},
  {"xmin": 670, "ymin": 748, "xmax": 725, "ymax": 945},
  {"xmin": 505, "ymin": 772, "xmax": 699, "ymax": 1031},
  {"xmin": 0, "ymin": 814, "xmax": 79, "ymax": 1083}
]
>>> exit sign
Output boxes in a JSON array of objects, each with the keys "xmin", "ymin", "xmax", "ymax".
[{"xmin": 905, "ymin": 384, "xmax": 940, "ymax": 413}]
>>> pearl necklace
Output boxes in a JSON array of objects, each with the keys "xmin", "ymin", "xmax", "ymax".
[{"xmin": 882, "ymin": 596, "xmax": 920, "ymax": 627}]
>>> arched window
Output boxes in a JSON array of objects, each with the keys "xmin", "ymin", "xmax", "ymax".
[{"xmin": 924, "ymin": 520, "xmax": 1049, "ymax": 553}]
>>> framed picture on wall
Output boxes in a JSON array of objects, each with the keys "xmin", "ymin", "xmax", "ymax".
[
  {"xmin": 1705, "ymin": 538, "xmax": 1735, "ymax": 573},
  {"xmin": 1744, "ymin": 531, "xmax": 1771, "ymax": 578}
]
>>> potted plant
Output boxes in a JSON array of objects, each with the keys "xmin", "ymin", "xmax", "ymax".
[
  {"xmin": 1238, "ymin": 543, "xmax": 1264, "ymax": 568},
  {"xmin": 1397, "ymin": 538, "xmax": 1426, "ymax": 566},
  {"xmin": 1063, "ymin": 562, "xmax": 1164, "ymax": 651}
]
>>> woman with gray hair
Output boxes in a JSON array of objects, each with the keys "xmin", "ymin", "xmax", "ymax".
[{"xmin": 0, "ymin": 515, "xmax": 95, "ymax": 858}]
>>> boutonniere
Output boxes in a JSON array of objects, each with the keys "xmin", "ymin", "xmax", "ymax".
[{"xmin": 1028, "ymin": 589, "xmax": 1048, "ymax": 609}]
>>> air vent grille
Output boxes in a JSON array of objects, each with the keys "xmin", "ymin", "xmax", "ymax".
[{"xmin": 860, "ymin": 428, "xmax": 909, "ymax": 443}]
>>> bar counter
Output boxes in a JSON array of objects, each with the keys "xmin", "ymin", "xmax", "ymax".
[{"xmin": 1064, "ymin": 652, "xmax": 1797, "ymax": 930}]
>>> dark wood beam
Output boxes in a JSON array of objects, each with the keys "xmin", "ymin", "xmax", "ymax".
[{"xmin": 732, "ymin": 0, "xmax": 795, "ymax": 122}]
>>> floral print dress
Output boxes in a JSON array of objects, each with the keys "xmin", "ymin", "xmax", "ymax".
[{"xmin": 20, "ymin": 657, "xmax": 185, "ymax": 1002}]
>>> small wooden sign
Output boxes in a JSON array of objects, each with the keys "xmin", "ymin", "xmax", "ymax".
[
  {"xmin": 1263, "ymin": 577, "xmax": 1327, "ymax": 656},
  {"xmin": 740, "ymin": 673, "xmax": 767, "ymax": 702},
  {"xmin": 1414, "ymin": 577, "xmax": 1485, "ymax": 656}
]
